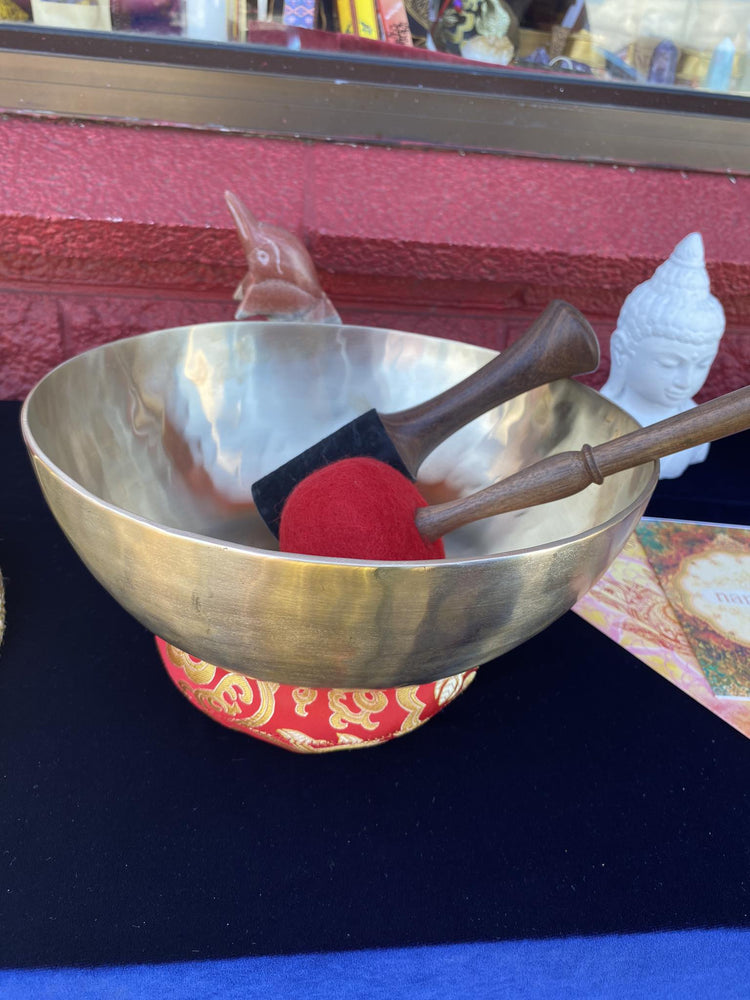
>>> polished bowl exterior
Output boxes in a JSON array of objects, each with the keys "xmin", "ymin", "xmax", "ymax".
[{"xmin": 22, "ymin": 321, "xmax": 657, "ymax": 688}]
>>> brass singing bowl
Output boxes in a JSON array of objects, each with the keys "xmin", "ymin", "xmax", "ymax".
[{"xmin": 21, "ymin": 321, "xmax": 657, "ymax": 688}]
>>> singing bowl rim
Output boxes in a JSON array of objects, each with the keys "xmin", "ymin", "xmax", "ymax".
[{"xmin": 20, "ymin": 321, "xmax": 659, "ymax": 570}]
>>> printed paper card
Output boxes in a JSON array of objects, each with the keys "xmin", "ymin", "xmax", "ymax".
[
  {"xmin": 573, "ymin": 519, "xmax": 750, "ymax": 739},
  {"xmin": 636, "ymin": 520, "xmax": 750, "ymax": 699}
]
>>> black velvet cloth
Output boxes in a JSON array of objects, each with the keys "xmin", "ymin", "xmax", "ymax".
[{"xmin": 1, "ymin": 398, "xmax": 748, "ymax": 970}]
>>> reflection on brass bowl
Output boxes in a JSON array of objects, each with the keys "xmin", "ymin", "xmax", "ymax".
[{"xmin": 21, "ymin": 321, "xmax": 657, "ymax": 690}]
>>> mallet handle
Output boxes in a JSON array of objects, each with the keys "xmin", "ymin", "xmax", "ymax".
[
  {"xmin": 381, "ymin": 300, "xmax": 600, "ymax": 475},
  {"xmin": 416, "ymin": 385, "xmax": 750, "ymax": 543}
]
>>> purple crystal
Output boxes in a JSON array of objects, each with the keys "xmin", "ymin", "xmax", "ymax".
[
  {"xmin": 525, "ymin": 46, "xmax": 551, "ymax": 66},
  {"xmin": 648, "ymin": 40, "xmax": 679, "ymax": 85}
]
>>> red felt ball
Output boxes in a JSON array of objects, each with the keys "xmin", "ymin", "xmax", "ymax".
[{"xmin": 279, "ymin": 457, "xmax": 445, "ymax": 561}]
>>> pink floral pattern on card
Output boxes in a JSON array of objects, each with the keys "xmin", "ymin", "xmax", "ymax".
[{"xmin": 574, "ymin": 526, "xmax": 750, "ymax": 740}]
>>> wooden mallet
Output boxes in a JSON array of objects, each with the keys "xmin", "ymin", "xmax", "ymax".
[{"xmin": 279, "ymin": 385, "xmax": 750, "ymax": 560}]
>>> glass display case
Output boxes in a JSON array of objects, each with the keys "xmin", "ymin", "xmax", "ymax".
[{"xmin": 4, "ymin": 0, "xmax": 750, "ymax": 92}]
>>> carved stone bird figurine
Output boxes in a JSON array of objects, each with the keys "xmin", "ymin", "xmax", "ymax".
[{"xmin": 225, "ymin": 190, "xmax": 340, "ymax": 324}]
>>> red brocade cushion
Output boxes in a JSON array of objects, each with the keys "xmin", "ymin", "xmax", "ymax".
[{"xmin": 156, "ymin": 637, "xmax": 476, "ymax": 753}]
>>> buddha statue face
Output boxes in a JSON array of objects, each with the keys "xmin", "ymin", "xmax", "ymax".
[
  {"xmin": 634, "ymin": 336, "xmax": 718, "ymax": 407},
  {"xmin": 609, "ymin": 327, "xmax": 720, "ymax": 411}
]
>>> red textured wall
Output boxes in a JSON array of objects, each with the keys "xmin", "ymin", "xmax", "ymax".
[{"xmin": 2, "ymin": 115, "xmax": 749, "ymax": 400}]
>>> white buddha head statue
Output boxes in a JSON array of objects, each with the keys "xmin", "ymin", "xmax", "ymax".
[
  {"xmin": 602, "ymin": 233, "xmax": 725, "ymax": 411},
  {"xmin": 600, "ymin": 232, "xmax": 725, "ymax": 478}
]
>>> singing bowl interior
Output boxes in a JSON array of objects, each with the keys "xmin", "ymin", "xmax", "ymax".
[{"xmin": 21, "ymin": 321, "xmax": 657, "ymax": 688}]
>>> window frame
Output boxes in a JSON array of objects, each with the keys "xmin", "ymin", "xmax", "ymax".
[{"xmin": 1, "ymin": 22, "xmax": 749, "ymax": 174}]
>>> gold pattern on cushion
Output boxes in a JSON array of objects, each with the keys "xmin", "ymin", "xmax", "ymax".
[
  {"xmin": 166, "ymin": 644, "xmax": 217, "ymax": 685},
  {"xmin": 292, "ymin": 687, "xmax": 318, "ymax": 717},
  {"xmin": 394, "ymin": 685, "xmax": 427, "ymax": 733},
  {"xmin": 192, "ymin": 672, "xmax": 256, "ymax": 717},
  {"xmin": 328, "ymin": 689, "xmax": 389, "ymax": 731}
]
